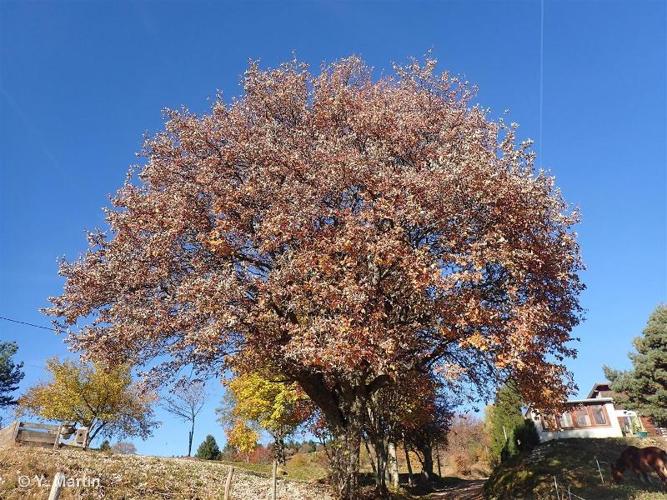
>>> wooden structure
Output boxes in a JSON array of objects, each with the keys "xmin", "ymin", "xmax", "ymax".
[{"xmin": 0, "ymin": 421, "xmax": 88, "ymax": 449}]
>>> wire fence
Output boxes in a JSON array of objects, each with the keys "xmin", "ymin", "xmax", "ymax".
[
  {"xmin": 550, "ymin": 455, "xmax": 611, "ymax": 500},
  {"xmin": 552, "ymin": 476, "xmax": 588, "ymax": 500}
]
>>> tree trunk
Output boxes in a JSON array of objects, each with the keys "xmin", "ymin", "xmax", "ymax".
[
  {"xmin": 387, "ymin": 441, "xmax": 399, "ymax": 491},
  {"xmin": 420, "ymin": 442, "xmax": 434, "ymax": 480},
  {"xmin": 271, "ymin": 459, "xmax": 277, "ymax": 500},
  {"xmin": 404, "ymin": 445, "xmax": 414, "ymax": 487},
  {"xmin": 293, "ymin": 372, "xmax": 388, "ymax": 500},
  {"xmin": 367, "ymin": 434, "xmax": 389, "ymax": 498},
  {"xmin": 363, "ymin": 438, "xmax": 378, "ymax": 478},
  {"xmin": 188, "ymin": 418, "xmax": 195, "ymax": 457},
  {"xmin": 330, "ymin": 426, "xmax": 361, "ymax": 500},
  {"xmin": 436, "ymin": 445, "xmax": 442, "ymax": 477}
]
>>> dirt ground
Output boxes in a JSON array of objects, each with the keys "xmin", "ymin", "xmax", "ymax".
[{"xmin": 426, "ymin": 479, "xmax": 485, "ymax": 500}]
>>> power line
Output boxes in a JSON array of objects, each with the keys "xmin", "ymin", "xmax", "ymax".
[
  {"xmin": 0, "ymin": 315, "xmax": 58, "ymax": 332},
  {"xmin": 539, "ymin": 0, "xmax": 544, "ymax": 163}
]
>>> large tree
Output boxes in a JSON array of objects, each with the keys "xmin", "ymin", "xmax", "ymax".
[
  {"xmin": 46, "ymin": 57, "xmax": 583, "ymax": 498},
  {"xmin": 604, "ymin": 304, "xmax": 667, "ymax": 427},
  {"xmin": 0, "ymin": 341, "xmax": 24, "ymax": 409},
  {"xmin": 18, "ymin": 358, "xmax": 158, "ymax": 448}
]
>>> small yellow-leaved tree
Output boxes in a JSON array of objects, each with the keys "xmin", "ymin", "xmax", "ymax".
[
  {"xmin": 218, "ymin": 372, "xmax": 312, "ymax": 498},
  {"xmin": 219, "ymin": 372, "xmax": 311, "ymax": 461},
  {"xmin": 18, "ymin": 358, "xmax": 158, "ymax": 448}
]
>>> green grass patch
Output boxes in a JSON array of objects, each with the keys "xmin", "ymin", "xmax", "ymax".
[{"xmin": 485, "ymin": 437, "xmax": 667, "ymax": 499}]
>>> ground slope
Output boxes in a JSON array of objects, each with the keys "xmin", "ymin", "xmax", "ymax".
[
  {"xmin": 485, "ymin": 437, "xmax": 667, "ymax": 499},
  {"xmin": 0, "ymin": 446, "xmax": 332, "ymax": 499}
]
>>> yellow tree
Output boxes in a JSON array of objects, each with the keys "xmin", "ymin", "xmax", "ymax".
[
  {"xmin": 18, "ymin": 358, "xmax": 157, "ymax": 448},
  {"xmin": 219, "ymin": 373, "xmax": 311, "ymax": 461},
  {"xmin": 218, "ymin": 372, "xmax": 312, "ymax": 498},
  {"xmin": 225, "ymin": 420, "xmax": 259, "ymax": 462}
]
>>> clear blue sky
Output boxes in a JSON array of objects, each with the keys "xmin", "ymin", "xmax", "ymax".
[{"xmin": 1, "ymin": 1, "xmax": 665, "ymax": 457}]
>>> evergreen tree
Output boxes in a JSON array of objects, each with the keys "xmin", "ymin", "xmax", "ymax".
[
  {"xmin": 604, "ymin": 304, "xmax": 667, "ymax": 426},
  {"xmin": 485, "ymin": 383, "xmax": 539, "ymax": 465},
  {"xmin": 99, "ymin": 439, "xmax": 111, "ymax": 451},
  {"xmin": 0, "ymin": 341, "xmax": 24, "ymax": 408},
  {"xmin": 195, "ymin": 434, "xmax": 221, "ymax": 460}
]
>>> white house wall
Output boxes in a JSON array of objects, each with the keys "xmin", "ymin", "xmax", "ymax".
[{"xmin": 531, "ymin": 403, "xmax": 624, "ymax": 442}]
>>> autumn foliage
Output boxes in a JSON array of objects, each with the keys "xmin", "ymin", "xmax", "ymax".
[
  {"xmin": 18, "ymin": 358, "xmax": 157, "ymax": 447},
  {"xmin": 47, "ymin": 56, "xmax": 583, "ymax": 498}
]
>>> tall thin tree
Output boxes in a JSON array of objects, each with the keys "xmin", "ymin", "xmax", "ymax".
[{"xmin": 162, "ymin": 379, "xmax": 207, "ymax": 456}]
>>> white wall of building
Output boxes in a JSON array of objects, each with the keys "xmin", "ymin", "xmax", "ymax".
[{"xmin": 529, "ymin": 402, "xmax": 624, "ymax": 442}]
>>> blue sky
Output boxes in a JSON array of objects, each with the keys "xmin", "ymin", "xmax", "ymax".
[{"xmin": 0, "ymin": 1, "xmax": 665, "ymax": 457}]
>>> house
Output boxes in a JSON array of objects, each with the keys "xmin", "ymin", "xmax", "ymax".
[
  {"xmin": 588, "ymin": 382, "xmax": 667, "ymax": 438},
  {"xmin": 527, "ymin": 382, "xmax": 667, "ymax": 442},
  {"xmin": 527, "ymin": 397, "xmax": 624, "ymax": 442}
]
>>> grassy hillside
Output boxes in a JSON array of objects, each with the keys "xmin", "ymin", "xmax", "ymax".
[
  {"xmin": 485, "ymin": 437, "xmax": 667, "ymax": 499},
  {"xmin": 0, "ymin": 446, "xmax": 332, "ymax": 499}
]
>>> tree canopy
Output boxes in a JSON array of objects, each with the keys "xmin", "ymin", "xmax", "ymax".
[
  {"xmin": 18, "ymin": 358, "xmax": 158, "ymax": 447},
  {"xmin": 604, "ymin": 304, "xmax": 667, "ymax": 426},
  {"xmin": 0, "ymin": 341, "xmax": 24, "ymax": 408},
  {"xmin": 46, "ymin": 56, "xmax": 583, "ymax": 498}
]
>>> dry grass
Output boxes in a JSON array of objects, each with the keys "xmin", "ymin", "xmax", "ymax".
[{"xmin": 0, "ymin": 445, "xmax": 332, "ymax": 499}]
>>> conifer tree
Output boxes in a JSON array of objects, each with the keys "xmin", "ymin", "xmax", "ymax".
[
  {"xmin": 195, "ymin": 434, "xmax": 221, "ymax": 460},
  {"xmin": 485, "ymin": 383, "xmax": 539, "ymax": 465},
  {"xmin": 0, "ymin": 341, "xmax": 24, "ymax": 408},
  {"xmin": 605, "ymin": 305, "xmax": 667, "ymax": 426}
]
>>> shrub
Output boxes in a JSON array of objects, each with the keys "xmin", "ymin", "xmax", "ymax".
[
  {"xmin": 111, "ymin": 441, "xmax": 137, "ymax": 454},
  {"xmin": 298, "ymin": 441, "xmax": 316, "ymax": 454},
  {"xmin": 514, "ymin": 419, "xmax": 540, "ymax": 454},
  {"xmin": 247, "ymin": 444, "xmax": 272, "ymax": 464}
]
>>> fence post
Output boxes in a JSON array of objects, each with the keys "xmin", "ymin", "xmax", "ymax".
[
  {"xmin": 48, "ymin": 472, "xmax": 64, "ymax": 500},
  {"xmin": 224, "ymin": 466, "xmax": 234, "ymax": 500},
  {"xmin": 53, "ymin": 425, "xmax": 62, "ymax": 450},
  {"xmin": 11, "ymin": 421, "xmax": 20, "ymax": 445},
  {"xmin": 595, "ymin": 456, "xmax": 604, "ymax": 484}
]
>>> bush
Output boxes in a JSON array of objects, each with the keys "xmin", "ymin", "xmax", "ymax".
[
  {"xmin": 247, "ymin": 444, "xmax": 272, "ymax": 464},
  {"xmin": 219, "ymin": 443, "xmax": 236, "ymax": 460},
  {"xmin": 111, "ymin": 441, "xmax": 137, "ymax": 454},
  {"xmin": 298, "ymin": 441, "xmax": 317, "ymax": 454},
  {"xmin": 195, "ymin": 435, "xmax": 221, "ymax": 460},
  {"xmin": 514, "ymin": 419, "xmax": 540, "ymax": 454}
]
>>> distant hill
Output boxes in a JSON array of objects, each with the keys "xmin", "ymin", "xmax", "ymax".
[
  {"xmin": 485, "ymin": 436, "xmax": 667, "ymax": 499},
  {"xmin": 0, "ymin": 446, "xmax": 331, "ymax": 499}
]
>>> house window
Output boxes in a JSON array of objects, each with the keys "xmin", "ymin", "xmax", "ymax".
[
  {"xmin": 574, "ymin": 408, "xmax": 591, "ymax": 427},
  {"xmin": 560, "ymin": 412, "xmax": 574, "ymax": 428},
  {"xmin": 592, "ymin": 406, "xmax": 607, "ymax": 425}
]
